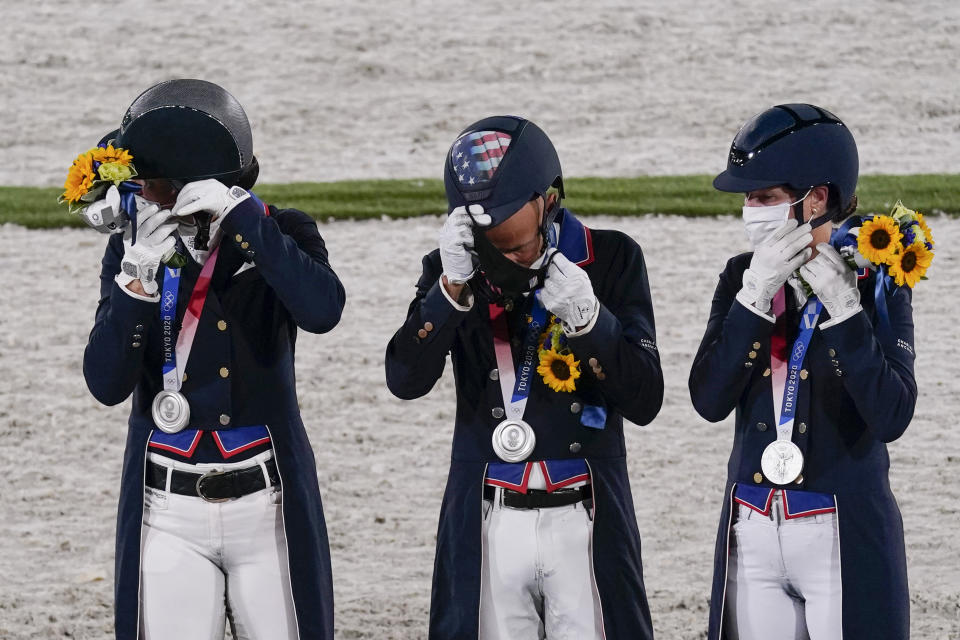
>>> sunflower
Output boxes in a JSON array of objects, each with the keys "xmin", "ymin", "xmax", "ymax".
[
  {"xmin": 537, "ymin": 349, "xmax": 580, "ymax": 393},
  {"xmin": 91, "ymin": 144, "xmax": 133, "ymax": 166},
  {"xmin": 61, "ymin": 151, "xmax": 97, "ymax": 203},
  {"xmin": 888, "ymin": 242, "xmax": 933, "ymax": 288},
  {"xmin": 857, "ymin": 215, "xmax": 902, "ymax": 265}
]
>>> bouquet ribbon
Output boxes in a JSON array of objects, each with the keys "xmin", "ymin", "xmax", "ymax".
[{"xmin": 874, "ymin": 268, "xmax": 893, "ymax": 336}]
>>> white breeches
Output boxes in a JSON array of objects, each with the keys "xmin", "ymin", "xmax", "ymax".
[
  {"xmin": 479, "ymin": 488, "xmax": 604, "ymax": 640},
  {"xmin": 725, "ymin": 493, "xmax": 842, "ymax": 640},
  {"xmin": 139, "ymin": 456, "xmax": 297, "ymax": 640}
]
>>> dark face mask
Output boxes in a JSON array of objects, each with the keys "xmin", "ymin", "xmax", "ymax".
[{"xmin": 472, "ymin": 228, "xmax": 556, "ymax": 304}]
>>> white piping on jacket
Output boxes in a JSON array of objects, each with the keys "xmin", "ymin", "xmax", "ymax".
[
  {"xmin": 135, "ymin": 430, "xmax": 153, "ymax": 637},
  {"xmin": 834, "ymin": 493, "xmax": 844, "ymax": 640},
  {"xmin": 265, "ymin": 424, "xmax": 302, "ymax": 639},
  {"xmin": 585, "ymin": 460, "xmax": 608, "ymax": 640},
  {"xmin": 717, "ymin": 483, "xmax": 738, "ymax": 639},
  {"xmin": 476, "ymin": 462, "xmax": 489, "ymax": 639}
]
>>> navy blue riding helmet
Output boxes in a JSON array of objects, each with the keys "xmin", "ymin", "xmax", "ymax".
[
  {"xmin": 115, "ymin": 79, "xmax": 258, "ymax": 190},
  {"xmin": 714, "ymin": 103, "xmax": 859, "ymax": 222},
  {"xmin": 442, "ymin": 116, "xmax": 566, "ymax": 302},
  {"xmin": 443, "ymin": 115, "xmax": 564, "ymax": 228}
]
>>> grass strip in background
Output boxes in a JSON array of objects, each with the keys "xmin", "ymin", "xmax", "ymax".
[{"xmin": 1, "ymin": 174, "xmax": 958, "ymax": 229}]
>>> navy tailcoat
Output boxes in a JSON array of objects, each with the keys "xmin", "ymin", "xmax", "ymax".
[
  {"xmin": 689, "ymin": 253, "xmax": 916, "ymax": 640},
  {"xmin": 83, "ymin": 198, "xmax": 345, "ymax": 640},
  {"xmin": 385, "ymin": 210, "xmax": 664, "ymax": 640}
]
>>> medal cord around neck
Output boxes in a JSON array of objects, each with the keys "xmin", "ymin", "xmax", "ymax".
[{"xmin": 159, "ymin": 245, "xmax": 223, "ymax": 395}]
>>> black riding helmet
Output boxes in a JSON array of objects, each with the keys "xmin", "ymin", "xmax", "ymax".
[
  {"xmin": 714, "ymin": 103, "xmax": 859, "ymax": 222},
  {"xmin": 115, "ymin": 79, "xmax": 258, "ymax": 189}
]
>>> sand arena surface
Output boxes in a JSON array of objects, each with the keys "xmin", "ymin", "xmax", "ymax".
[
  {"xmin": 2, "ymin": 1, "xmax": 960, "ymax": 638},
  {"xmin": 0, "ymin": 215, "xmax": 958, "ymax": 639},
  {"xmin": 2, "ymin": 0, "xmax": 959, "ymax": 185}
]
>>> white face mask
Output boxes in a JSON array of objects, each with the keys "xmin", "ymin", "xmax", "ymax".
[{"xmin": 742, "ymin": 189, "xmax": 811, "ymax": 247}]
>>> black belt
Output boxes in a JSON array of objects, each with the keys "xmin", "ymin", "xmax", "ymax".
[
  {"xmin": 146, "ymin": 458, "xmax": 280, "ymax": 502},
  {"xmin": 483, "ymin": 484, "xmax": 592, "ymax": 509}
]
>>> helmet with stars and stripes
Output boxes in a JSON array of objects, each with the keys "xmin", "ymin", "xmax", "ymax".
[{"xmin": 443, "ymin": 115, "xmax": 564, "ymax": 227}]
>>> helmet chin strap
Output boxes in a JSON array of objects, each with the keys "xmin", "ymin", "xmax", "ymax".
[
  {"xmin": 791, "ymin": 187, "xmax": 832, "ymax": 229},
  {"xmin": 537, "ymin": 192, "xmax": 562, "ymax": 253},
  {"xmin": 808, "ymin": 211, "xmax": 834, "ymax": 230},
  {"xmin": 193, "ymin": 212, "xmax": 213, "ymax": 251},
  {"xmin": 795, "ymin": 202, "xmax": 834, "ymax": 230}
]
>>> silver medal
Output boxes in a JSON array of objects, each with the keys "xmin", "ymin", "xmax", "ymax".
[
  {"xmin": 491, "ymin": 419, "xmax": 536, "ymax": 463},
  {"xmin": 151, "ymin": 389, "xmax": 191, "ymax": 434},
  {"xmin": 760, "ymin": 440, "xmax": 804, "ymax": 485}
]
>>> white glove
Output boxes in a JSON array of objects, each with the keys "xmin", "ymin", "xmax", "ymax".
[
  {"xmin": 80, "ymin": 185, "xmax": 128, "ymax": 234},
  {"xmin": 540, "ymin": 251, "xmax": 598, "ymax": 333},
  {"xmin": 736, "ymin": 219, "xmax": 813, "ymax": 314},
  {"xmin": 171, "ymin": 179, "xmax": 251, "ymax": 220},
  {"xmin": 800, "ymin": 243, "xmax": 861, "ymax": 325},
  {"xmin": 116, "ymin": 203, "xmax": 178, "ymax": 296},
  {"xmin": 439, "ymin": 204, "xmax": 491, "ymax": 284}
]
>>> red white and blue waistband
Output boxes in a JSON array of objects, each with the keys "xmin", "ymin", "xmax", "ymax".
[
  {"xmin": 148, "ymin": 425, "xmax": 271, "ymax": 459},
  {"xmin": 734, "ymin": 484, "xmax": 836, "ymax": 519},
  {"xmin": 485, "ymin": 459, "xmax": 590, "ymax": 494}
]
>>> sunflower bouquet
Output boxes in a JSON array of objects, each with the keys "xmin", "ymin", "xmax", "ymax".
[
  {"xmin": 839, "ymin": 201, "xmax": 935, "ymax": 288},
  {"xmin": 536, "ymin": 316, "xmax": 581, "ymax": 393},
  {"xmin": 58, "ymin": 144, "xmax": 137, "ymax": 213}
]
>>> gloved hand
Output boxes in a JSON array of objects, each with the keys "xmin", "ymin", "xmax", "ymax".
[
  {"xmin": 736, "ymin": 219, "xmax": 813, "ymax": 314},
  {"xmin": 540, "ymin": 251, "xmax": 598, "ymax": 333},
  {"xmin": 171, "ymin": 179, "xmax": 251, "ymax": 220},
  {"xmin": 800, "ymin": 243, "xmax": 861, "ymax": 325},
  {"xmin": 80, "ymin": 185, "xmax": 128, "ymax": 234},
  {"xmin": 116, "ymin": 203, "xmax": 178, "ymax": 296},
  {"xmin": 439, "ymin": 204, "xmax": 491, "ymax": 284}
]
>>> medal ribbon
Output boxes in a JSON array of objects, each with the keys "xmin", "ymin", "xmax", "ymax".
[
  {"xmin": 770, "ymin": 291, "xmax": 823, "ymax": 441},
  {"xmin": 160, "ymin": 245, "xmax": 222, "ymax": 391},
  {"xmin": 489, "ymin": 294, "xmax": 548, "ymax": 421}
]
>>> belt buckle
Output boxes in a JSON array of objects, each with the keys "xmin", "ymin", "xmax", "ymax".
[{"xmin": 196, "ymin": 469, "xmax": 232, "ymax": 503}]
